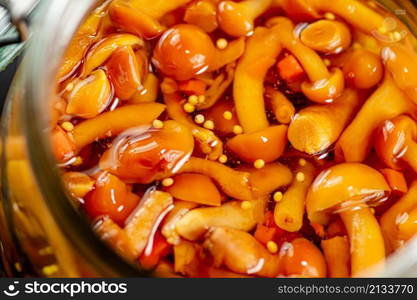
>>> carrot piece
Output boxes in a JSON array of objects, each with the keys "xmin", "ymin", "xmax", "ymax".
[
  {"xmin": 264, "ymin": 211, "xmax": 276, "ymax": 227},
  {"xmin": 254, "ymin": 224, "xmax": 276, "ymax": 245},
  {"xmin": 380, "ymin": 168, "xmax": 408, "ymax": 195},
  {"xmin": 139, "ymin": 231, "xmax": 171, "ymax": 269},
  {"xmin": 326, "ymin": 218, "xmax": 347, "ymax": 238},
  {"xmin": 51, "ymin": 126, "xmax": 75, "ymax": 163},
  {"xmin": 165, "ymin": 173, "xmax": 221, "ymax": 206},
  {"xmin": 178, "ymin": 79, "xmax": 207, "ymax": 96},
  {"xmin": 311, "ymin": 223, "xmax": 325, "ymax": 238},
  {"xmin": 277, "ymin": 54, "xmax": 306, "ymax": 83},
  {"xmin": 261, "ymin": 211, "xmax": 289, "ymax": 241}
]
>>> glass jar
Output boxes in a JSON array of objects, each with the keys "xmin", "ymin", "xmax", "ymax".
[
  {"xmin": 1, "ymin": 0, "xmax": 417, "ymax": 277},
  {"xmin": 0, "ymin": 0, "xmax": 144, "ymax": 277}
]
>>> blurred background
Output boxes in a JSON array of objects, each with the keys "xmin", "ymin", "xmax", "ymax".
[
  {"xmin": 0, "ymin": 0, "xmax": 28, "ymax": 112},
  {"xmin": 0, "ymin": 57, "xmax": 19, "ymax": 112}
]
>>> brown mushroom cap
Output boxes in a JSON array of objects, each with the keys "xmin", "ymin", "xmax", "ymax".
[
  {"xmin": 374, "ymin": 115, "xmax": 417, "ymax": 170},
  {"xmin": 306, "ymin": 163, "xmax": 390, "ymax": 224}
]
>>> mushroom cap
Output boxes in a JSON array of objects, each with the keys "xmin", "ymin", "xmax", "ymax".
[
  {"xmin": 288, "ymin": 108, "xmax": 337, "ymax": 155},
  {"xmin": 152, "ymin": 24, "xmax": 215, "ymax": 80},
  {"xmin": 218, "ymin": 1, "xmax": 254, "ymax": 37},
  {"xmin": 306, "ymin": 163, "xmax": 390, "ymax": 224},
  {"xmin": 100, "ymin": 120, "xmax": 194, "ymax": 184},
  {"xmin": 301, "ymin": 68, "xmax": 345, "ymax": 104},
  {"xmin": 300, "ymin": 20, "xmax": 352, "ymax": 55},
  {"xmin": 343, "ymin": 49, "xmax": 383, "ymax": 89},
  {"xmin": 375, "ymin": 115, "xmax": 417, "ymax": 170},
  {"xmin": 226, "ymin": 125, "xmax": 288, "ymax": 163}
]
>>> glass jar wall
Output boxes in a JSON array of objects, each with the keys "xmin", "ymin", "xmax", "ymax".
[{"xmin": 1, "ymin": 0, "xmax": 417, "ymax": 277}]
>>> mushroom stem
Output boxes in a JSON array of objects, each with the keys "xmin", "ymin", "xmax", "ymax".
[
  {"xmin": 203, "ymin": 227, "xmax": 282, "ymax": 277},
  {"xmin": 274, "ymin": 160, "xmax": 315, "ymax": 232},
  {"xmin": 336, "ymin": 74, "xmax": 417, "ymax": 162},
  {"xmin": 397, "ymin": 205, "xmax": 417, "ymax": 241},
  {"xmin": 268, "ymin": 17, "xmax": 330, "ymax": 82},
  {"xmin": 267, "ymin": 17, "xmax": 344, "ymax": 103},
  {"xmin": 209, "ymin": 38, "xmax": 245, "ymax": 71},
  {"xmin": 179, "ymin": 157, "xmax": 253, "ymax": 200},
  {"xmin": 217, "ymin": 0, "xmax": 273, "ymax": 37},
  {"xmin": 163, "ymin": 91, "xmax": 223, "ymax": 160},
  {"xmin": 321, "ymin": 236, "xmax": 350, "ymax": 278},
  {"xmin": 72, "ymin": 103, "xmax": 165, "ymax": 152},
  {"xmin": 130, "ymin": 0, "xmax": 193, "ymax": 19},
  {"xmin": 175, "ymin": 201, "xmax": 257, "ymax": 241},
  {"xmin": 310, "ymin": 0, "xmax": 387, "ymax": 34},
  {"xmin": 374, "ymin": 115, "xmax": 417, "ymax": 174},
  {"xmin": 109, "ymin": 1, "xmax": 165, "ymax": 40},
  {"xmin": 93, "ymin": 217, "xmax": 138, "ymax": 262},
  {"xmin": 161, "ymin": 201, "xmax": 199, "ymax": 246},
  {"xmin": 381, "ymin": 181, "xmax": 417, "ymax": 252},
  {"xmin": 242, "ymin": 0, "xmax": 272, "ymax": 19},
  {"xmin": 265, "ymin": 87, "xmax": 295, "ymax": 124},
  {"xmin": 288, "ymin": 89, "xmax": 363, "ymax": 155},
  {"xmin": 382, "ymin": 45, "xmax": 417, "ymax": 104},
  {"xmin": 233, "ymin": 26, "xmax": 282, "ymax": 133},
  {"xmin": 402, "ymin": 143, "xmax": 417, "ymax": 174},
  {"xmin": 244, "ymin": 163, "xmax": 293, "ymax": 197},
  {"xmin": 340, "ymin": 206, "xmax": 385, "ymax": 277}
]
